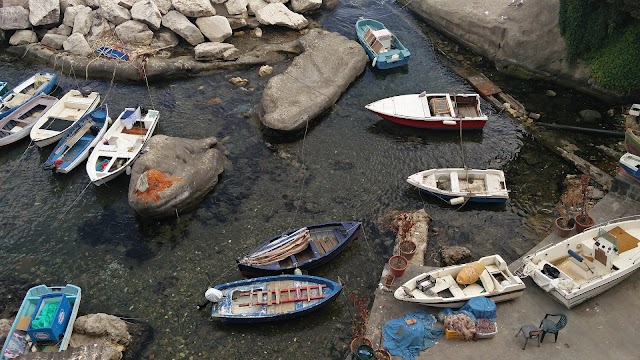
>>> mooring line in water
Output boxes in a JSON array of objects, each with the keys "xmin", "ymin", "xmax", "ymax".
[
  {"xmin": 141, "ymin": 60, "xmax": 156, "ymax": 110},
  {"xmin": 54, "ymin": 181, "xmax": 93, "ymax": 225},
  {"xmin": 360, "ymin": 226, "xmax": 375, "ymax": 258}
]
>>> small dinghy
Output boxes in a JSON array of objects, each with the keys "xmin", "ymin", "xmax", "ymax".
[
  {"xmin": 624, "ymin": 128, "xmax": 640, "ymax": 156},
  {"xmin": 0, "ymin": 94, "xmax": 58, "ymax": 147},
  {"xmin": 394, "ymin": 255, "xmax": 525, "ymax": 308},
  {"xmin": 86, "ymin": 106, "xmax": 159, "ymax": 185},
  {"xmin": 365, "ymin": 93, "xmax": 488, "ymax": 130},
  {"xmin": 0, "ymin": 284, "xmax": 81, "ymax": 359},
  {"xmin": 208, "ymin": 275, "xmax": 342, "ymax": 323},
  {"xmin": 43, "ymin": 104, "xmax": 109, "ymax": 174},
  {"xmin": 30, "ymin": 89, "xmax": 100, "ymax": 147},
  {"xmin": 355, "ymin": 18, "xmax": 410, "ymax": 69},
  {"xmin": 0, "ymin": 72, "xmax": 57, "ymax": 120},
  {"xmin": 619, "ymin": 152, "xmax": 640, "ymax": 181},
  {"xmin": 407, "ymin": 168, "xmax": 509, "ymax": 204},
  {"xmin": 237, "ymin": 221, "xmax": 361, "ymax": 278}
]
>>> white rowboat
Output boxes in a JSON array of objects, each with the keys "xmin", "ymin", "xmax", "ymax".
[{"xmin": 407, "ymin": 168, "xmax": 509, "ymax": 204}]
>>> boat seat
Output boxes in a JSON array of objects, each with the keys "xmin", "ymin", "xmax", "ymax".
[
  {"xmin": 450, "ymin": 172, "xmax": 460, "ymax": 193},
  {"xmin": 64, "ymin": 98, "xmax": 91, "ymax": 110},
  {"xmin": 10, "ymin": 125, "xmax": 23, "ymax": 133},
  {"xmin": 485, "ymin": 264, "xmax": 500, "ymax": 273},
  {"xmin": 430, "ymin": 97, "xmax": 451, "ymax": 116},
  {"xmin": 442, "ymin": 274, "xmax": 465, "ymax": 298}
]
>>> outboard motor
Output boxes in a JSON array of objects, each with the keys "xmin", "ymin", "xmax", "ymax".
[
  {"xmin": 89, "ymin": 125, "xmax": 101, "ymax": 136},
  {"xmin": 138, "ymin": 105, "xmax": 148, "ymax": 116},
  {"xmin": 80, "ymin": 86, "xmax": 92, "ymax": 97}
]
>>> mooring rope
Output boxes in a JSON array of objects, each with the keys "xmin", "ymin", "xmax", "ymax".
[
  {"xmin": 140, "ymin": 59, "xmax": 156, "ymax": 110},
  {"xmin": 53, "ymin": 180, "xmax": 93, "ymax": 225}
]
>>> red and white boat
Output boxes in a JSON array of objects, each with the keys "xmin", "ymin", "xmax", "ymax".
[{"xmin": 365, "ymin": 92, "xmax": 488, "ymax": 130}]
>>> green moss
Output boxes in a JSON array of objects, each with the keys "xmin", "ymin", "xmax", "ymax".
[{"xmin": 587, "ymin": 21, "xmax": 640, "ymax": 92}]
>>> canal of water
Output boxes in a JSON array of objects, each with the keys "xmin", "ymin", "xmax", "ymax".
[{"xmin": 0, "ymin": 1, "xmax": 619, "ymax": 359}]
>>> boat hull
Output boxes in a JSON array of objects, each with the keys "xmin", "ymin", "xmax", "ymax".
[
  {"xmin": 416, "ymin": 188, "xmax": 508, "ymax": 203},
  {"xmin": 625, "ymin": 128, "xmax": 640, "ymax": 156},
  {"xmin": 355, "ymin": 18, "xmax": 410, "ymax": 70},
  {"xmin": 370, "ymin": 110, "xmax": 486, "ymax": 130},
  {"xmin": 0, "ymin": 94, "xmax": 58, "ymax": 147},
  {"xmin": 403, "ymin": 288, "xmax": 526, "ymax": 308},
  {"xmin": 0, "ymin": 72, "xmax": 57, "ymax": 120}
]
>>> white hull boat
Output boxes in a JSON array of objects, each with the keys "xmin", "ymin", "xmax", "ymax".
[
  {"xmin": 30, "ymin": 89, "xmax": 100, "ymax": 147},
  {"xmin": 407, "ymin": 168, "xmax": 509, "ymax": 204},
  {"xmin": 0, "ymin": 94, "xmax": 58, "ymax": 147},
  {"xmin": 86, "ymin": 107, "xmax": 159, "ymax": 185},
  {"xmin": 523, "ymin": 217, "xmax": 640, "ymax": 308},
  {"xmin": 394, "ymin": 255, "xmax": 526, "ymax": 308}
]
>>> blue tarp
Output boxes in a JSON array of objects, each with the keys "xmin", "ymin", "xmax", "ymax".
[
  {"xmin": 443, "ymin": 297, "xmax": 497, "ymax": 323},
  {"xmin": 383, "ymin": 311, "xmax": 444, "ymax": 360}
]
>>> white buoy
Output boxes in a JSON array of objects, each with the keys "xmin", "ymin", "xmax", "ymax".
[
  {"xmin": 205, "ymin": 288, "xmax": 223, "ymax": 303},
  {"xmin": 449, "ymin": 197, "xmax": 465, "ymax": 205},
  {"xmin": 442, "ymin": 120, "xmax": 457, "ymax": 126},
  {"xmin": 294, "ymin": 268, "xmax": 302, "ymax": 275},
  {"xmin": 371, "ymin": 57, "xmax": 377, "ymax": 68},
  {"xmin": 125, "ymin": 166, "xmax": 132, "ymax": 175}
]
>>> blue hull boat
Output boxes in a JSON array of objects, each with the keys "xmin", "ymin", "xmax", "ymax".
[
  {"xmin": 210, "ymin": 275, "xmax": 341, "ymax": 323},
  {"xmin": 237, "ymin": 221, "xmax": 361, "ymax": 278},
  {"xmin": 1, "ymin": 284, "xmax": 81, "ymax": 360},
  {"xmin": 0, "ymin": 72, "xmax": 57, "ymax": 120},
  {"xmin": 355, "ymin": 18, "xmax": 410, "ymax": 69},
  {"xmin": 43, "ymin": 104, "xmax": 109, "ymax": 174}
]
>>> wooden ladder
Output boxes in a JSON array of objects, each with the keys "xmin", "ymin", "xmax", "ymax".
[{"xmin": 239, "ymin": 284, "xmax": 327, "ymax": 307}]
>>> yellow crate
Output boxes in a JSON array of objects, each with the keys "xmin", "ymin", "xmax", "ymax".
[{"xmin": 445, "ymin": 328, "xmax": 465, "ymax": 340}]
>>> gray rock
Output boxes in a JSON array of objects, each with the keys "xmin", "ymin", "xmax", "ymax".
[
  {"xmin": 247, "ymin": 0, "xmax": 268, "ymax": 15},
  {"xmin": 255, "ymin": 3, "xmax": 307, "ymax": 30},
  {"xmin": 227, "ymin": 17, "xmax": 247, "ymax": 30},
  {"xmin": 115, "ymin": 20, "xmax": 154, "ymax": 45},
  {"xmin": 225, "ymin": 0, "xmax": 248, "ymax": 15},
  {"xmin": 440, "ymin": 246, "xmax": 472, "ymax": 266},
  {"xmin": 128, "ymin": 135, "xmax": 226, "ymax": 218},
  {"xmin": 153, "ymin": 0, "xmax": 173, "ymax": 14},
  {"xmin": 131, "ymin": 0, "xmax": 162, "ymax": 30},
  {"xmin": 150, "ymin": 27, "xmax": 179, "ymax": 48},
  {"xmin": 60, "ymin": 0, "xmax": 87, "ymax": 11},
  {"xmin": 259, "ymin": 29, "xmax": 367, "ymax": 131},
  {"xmin": 266, "ymin": 0, "xmax": 288, "ymax": 3},
  {"xmin": 212, "ymin": 3, "xmax": 228, "ymax": 16},
  {"xmin": 41, "ymin": 33, "xmax": 69, "ymax": 49},
  {"xmin": 0, "ymin": 29, "xmax": 4, "ymax": 43},
  {"xmin": 589, "ymin": 186, "xmax": 605, "ymax": 200},
  {"xmin": 196, "ymin": 16, "xmax": 232, "ymax": 42},
  {"xmin": 117, "ymin": 0, "xmax": 137, "ymax": 9},
  {"xmin": 222, "ymin": 47, "xmax": 240, "ymax": 60},
  {"xmin": 171, "ymin": 0, "xmax": 215, "ymax": 17},
  {"xmin": 0, "ymin": 319, "xmax": 11, "ymax": 339},
  {"xmin": 579, "ymin": 109, "xmax": 602, "ymax": 123},
  {"xmin": 291, "ymin": 0, "xmax": 321, "ymax": 13},
  {"xmin": 63, "ymin": 32, "xmax": 92, "ymax": 55},
  {"xmin": 546, "ymin": 89, "xmax": 557, "ymax": 97},
  {"xmin": 86, "ymin": 0, "xmax": 100, "ymax": 8},
  {"xmin": 210, "ymin": 0, "xmax": 227, "ymax": 4},
  {"xmin": 98, "ymin": 0, "xmax": 131, "ymax": 25},
  {"xmin": 73, "ymin": 6, "xmax": 93, "ymax": 35},
  {"xmin": 63, "ymin": 5, "xmax": 82, "ymax": 27},
  {"xmin": 88, "ymin": 14, "xmax": 114, "ymax": 41},
  {"xmin": 4, "ymin": 0, "xmax": 29, "ymax": 8},
  {"xmin": 0, "ymin": 6, "xmax": 30, "ymax": 30},
  {"xmin": 321, "ymin": 0, "xmax": 337, "ymax": 9},
  {"xmin": 29, "ymin": 0, "xmax": 60, "ymax": 26},
  {"xmin": 162, "ymin": 10, "xmax": 204, "ymax": 45},
  {"xmin": 48, "ymin": 24, "xmax": 73, "ymax": 36},
  {"xmin": 194, "ymin": 42, "xmax": 235, "ymax": 60},
  {"xmin": 73, "ymin": 313, "xmax": 132, "ymax": 346}
]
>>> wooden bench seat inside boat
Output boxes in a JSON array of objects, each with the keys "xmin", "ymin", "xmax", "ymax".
[{"xmin": 64, "ymin": 98, "xmax": 92, "ymax": 110}]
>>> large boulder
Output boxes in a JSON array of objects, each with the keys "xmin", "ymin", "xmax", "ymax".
[
  {"xmin": 154, "ymin": 0, "xmax": 173, "ymax": 14},
  {"xmin": 196, "ymin": 16, "xmax": 232, "ymax": 43},
  {"xmin": 115, "ymin": 20, "xmax": 154, "ymax": 45},
  {"xmin": 150, "ymin": 28, "xmax": 179, "ymax": 48},
  {"xmin": 255, "ymin": 3, "xmax": 307, "ymax": 29},
  {"xmin": 194, "ymin": 42, "xmax": 236, "ymax": 60},
  {"xmin": 225, "ymin": 0, "xmax": 248, "ymax": 15},
  {"xmin": 29, "ymin": 0, "xmax": 60, "ymax": 26},
  {"xmin": 98, "ymin": 0, "xmax": 131, "ymax": 25},
  {"xmin": 131, "ymin": 0, "xmax": 162, "ymax": 30},
  {"xmin": 72, "ymin": 6, "xmax": 93, "ymax": 35},
  {"xmin": 4, "ymin": 0, "xmax": 29, "ymax": 8},
  {"xmin": 128, "ymin": 135, "xmax": 226, "ymax": 218},
  {"xmin": 72, "ymin": 313, "xmax": 132, "ymax": 351},
  {"xmin": 63, "ymin": 5, "xmax": 82, "ymax": 27},
  {"xmin": 63, "ymin": 32, "xmax": 92, "ymax": 55},
  {"xmin": 259, "ymin": 29, "xmax": 367, "ymax": 131},
  {"xmin": 0, "ymin": 6, "xmax": 30, "ymax": 30},
  {"xmin": 41, "ymin": 33, "xmax": 69, "ymax": 49},
  {"xmin": 440, "ymin": 245, "xmax": 472, "ymax": 266},
  {"xmin": 291, "ymin": 0, "xmax": 321, "ymax": 13},
  {"xmin": 162, "ymin": 10, "xmax": 204, "ymax": 45},
  {"xmin": 60, "ymin": 0, "xmax": 87, "ymax": 11},
  {"xmin": 9, "ymin": 29, "xmax": 38, "ymax": 45},
  {"xmin": 171, "ymin": 0, "xmax": 215, "ymax": 17},
  {"xmin": 88, "ymin": 15, "xmax": 114, "ymax": 42},
  {"xmin": 247, "ymin": 0, "xmax": 268, "ymax": 15}
]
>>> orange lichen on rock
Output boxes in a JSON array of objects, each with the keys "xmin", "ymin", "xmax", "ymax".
[{"xmin": 134, "ymin": 169, "xmax": 182, "ymax": 203}]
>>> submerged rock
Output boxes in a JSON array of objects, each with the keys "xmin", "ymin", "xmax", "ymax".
[
  {"xmin": 440, "ymin": 246, "xmax": 472, "ymax": 266},
  {"xmin": 128, "ymin": 135, "xmax": 226, "ymax": 218}
]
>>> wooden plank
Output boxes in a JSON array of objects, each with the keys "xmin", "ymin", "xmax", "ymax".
[{"xmin": 455, "ymin": 67, "xmax": 502, "ymax": 96}]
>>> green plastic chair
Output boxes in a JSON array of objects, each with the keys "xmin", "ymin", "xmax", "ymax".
[{"xmin": 539, "ymin": 313, "xmax": 568, "ymax": 343}]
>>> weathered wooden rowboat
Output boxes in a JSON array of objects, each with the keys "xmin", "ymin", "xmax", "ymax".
[
  {"xmin": 237, "ymin": 221, "xmax": 361, "ymax": 278},
  {"xmin": 407, "ymin": 168, "xmax": 509, "ymax": 204},
  {"xmin": 209, "ymin": 275, "xmax": 341, "ymax": 323},
  {"xmin": 355, "ymin": 18, "xmax": 410, "ymax": 69},
  {"xmin": 624, "ymin": 128, "xmax": 640, "ymax": 157},
  {"xmin": 0, "ymin": 94, "xmax": 58, "ymax": 147},
  {"xmin": 0, "ymin": 72, "xmax": 57, "ymax": 120}
]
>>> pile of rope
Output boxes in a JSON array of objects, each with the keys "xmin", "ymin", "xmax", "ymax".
[
  {"xmin": 240, "ymin": 228, "xmax": 310, "ymax": 266},
  {"xmin": 134, "ymin": 169, "xmax": 182, "ymax": 203},
  {"xmin": 443, "ymin": 313, "xmax": 476, "ymax": 341}
]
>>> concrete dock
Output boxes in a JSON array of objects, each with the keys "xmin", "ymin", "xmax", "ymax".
[{"xmin": 365, "ymin": 175, "xmax": 640, "ymax": 360}]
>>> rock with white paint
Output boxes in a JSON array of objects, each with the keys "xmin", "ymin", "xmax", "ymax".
[
  {"xmin": 196, "ymin": 16, "xmax": 232, "ymax": 43},
  {"xmin": 255, "ymin": 3, "xmax": 307, "ymax": 29},
  {"xmin": 73, "ymin": 6, "xmax": 93, "ymax": 35},
  {"xmin": 171, "ymin": 0, "xmax": 215, "ymax": 17},
  {"xmin": 29, "ymin": 0, "xmax": 60, "ymax": 26},
  {"xmin": 0, "ymin": 6, "xmax": 30, "ymax": 30},
  {"xmin": 162, "ymin": 10, "xmax": 204, "ymax": 45},
  {"xmin": 63, "ymin": 33, "xmax": 92, "ymax": 56},
  {"xmin": 291, "ymin": 0, "xmax": 321, "ymax": 13},
  {"xmin": 194, "ymin": 42, "xmax": 236, "ymax": 61},
  {"xmin": 150, "ymin": 28, "xmax": 179, "ymax": 48},
  {"xmin": 247, "ymin": 0, "xmax": 268, "ymax": 15},
  {"xmin": 225, "ymin": 0, "xmax": 248, "ymax": 15},
  {"xmin": 118, "ymin": 0, "xmax": 137, "ymax": 9},
  {"xmin": 115, "ymin": 20, "xmax": 154, "ymax": 45},
  {"xmin": 41, "ymin": 33, "xmax": 69, "ymax": 49},
  {"xmin": 132, "ymin": 0, "xmax": 162, "ymax": 30},
  {"xmin": 9, "ymin": 30, "xmax": 38, "ymax": 46},
  {"xmin": 98, "ymin": 0, "xmax": 131, "ymax": 25}
]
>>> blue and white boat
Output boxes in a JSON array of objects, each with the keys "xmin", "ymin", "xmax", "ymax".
[
  {"xmin": 209, "ymin": 275, "xmax": 341, "ymax": 323},
  {"xmin": 355, "ymin": 18, "xmax": 410, "ymax": 69},
  {"xmin": 43, "ymin": 104, "xmax": 109, "ymax": 174},
  {"xmin": 619, "ymin": 152, "xmax": 640, "ymax": 182},
  {"xmin": 0, "ymin": 94, "xmax": 58, "ymax": 147},
  {"xmin": 1, "ymin": 284, "xmax": 81, "ymax": 359},
  {"xmin": 0, "ymin": 72, "xmax": 57, "ymax": 119},
  {"xmin": 407, "ymin": 168, "xmax": 509, "ymax": 204}
]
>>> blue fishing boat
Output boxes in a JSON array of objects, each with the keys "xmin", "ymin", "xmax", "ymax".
[
  {"xmin": 95, "ymin": 46, "xmax": 130, "ymax": 61},
  {"xmin": 238, "ymin": 221, "xmax": 361, "ymax": 278},
  {"xmin": 43, "ymin": 104, "xmax": 110, "ymax": 174},
  {"xmin": 0, "ymin": 72, "xmax": 57, "ymax": 120},
  {"xmin": 208, "ymin": 275, "xmax": 341, "ymax": 323},
  {"xmin": 355, "ymin": 18, "xmax": 410, "ymax": 69},
  {"xmin": 1, "ymin": 284, "xmax": 81, "ymax": 359}
]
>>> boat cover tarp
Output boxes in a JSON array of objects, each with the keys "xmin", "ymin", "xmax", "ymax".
[
  {"xmin": 383, "ymin": 311, "xmax": 443, "ymax": 360},
  {"xmin": 443, "ymin": 297, "xmax": 496, "ymax": 322}
]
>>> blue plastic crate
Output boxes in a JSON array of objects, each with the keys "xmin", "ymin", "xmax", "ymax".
[{"xmin": 26, "ymin": 293, "xmax": 71, "ymax": 343}]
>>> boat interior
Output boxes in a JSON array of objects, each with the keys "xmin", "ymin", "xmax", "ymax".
[
  {"xmin": 278, "ymin": 227, "xmax": 341, "ymax": 268},
  {"xmin": 2, "ymin": 73, "xmax": 53, "ymax": 110},
  {"xmin": 363, "ymin": 27, "xmax": 394, "ymax": 54},
  {"xmin": 0, "ymin": 105, "xmax": 48, "ymax": 136},
  {"xmin": 435, "ymin": 172, "xmax": 489, "ymax": 193},
  {"xmin": 229, "ymin": 280, "xmax": 325, "ymax": 315}
]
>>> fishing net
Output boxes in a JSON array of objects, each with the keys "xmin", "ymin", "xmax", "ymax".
[{"xmin": 134, "ymin": 169, "xmax": 182, "ymax": 203}]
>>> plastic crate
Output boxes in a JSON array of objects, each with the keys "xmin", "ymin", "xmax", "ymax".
[
  {"xmin": 27, "ymin": 293, "xmax": 71, "ymax": 343},
  {"xmin": 476, "ymin": 321, "xmax": 498, "ymax": 339},
  {"xmin": 445, "ymin": 328, "xmax": 465, "ymax": 340}
]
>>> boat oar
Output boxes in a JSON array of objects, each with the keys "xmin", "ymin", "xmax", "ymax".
[{"xmin": 568, "ymin": 249, "xmax": 594, "ymax": 274}]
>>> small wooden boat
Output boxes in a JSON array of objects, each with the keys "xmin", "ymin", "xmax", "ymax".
[
  {"xmin": 523, "ymin": 217, "xmax": 640, "ymax": 308},
  {"xmin": 624, "ymin": 128, "xmax": 640, "ymax": 156},
  {"xmin": 30, "ymin": 89, "xmax": 100, "ymax": 147},
  {"xmin": 86, "ymin": 107, "xmax": 159, "ymax": 185},
  {"xmin": 365, "ymin": 93, "xmax": 488, "ymax": 130},
  {"xmin": 0, "ymin": 72, "xmax": 57, "ymax": 120},
  {"xmin": 407, "ymin": 168, "xmax": 509, "ymax": 204},
  {"xmin": 355, "ymin": 18, "xmax": 410, "ymax": 69},
  {"xmin": 394, "ymin": 255, "xmax": 525, "ymax": 308},
  {"xmin": 0, "ymin": 94, "xmax": 58, "ymax": 147},
  {"xmin": 209, "ymin": 275, "xmax": 341, "ymax": 323},
  {"xmin": 619, "ymin": 152, "xmax": 640, "ymax": 181},
  {"xmin": 43, "ymin": 104, "xmax": 109, "ymax": 174},
  {"xmin": 237, "ymin": 221, "xmax": 361, "ymax": 278},
  {"xmin": 0, "ymin": 284, "xmax": 81, "ymax": 359}
]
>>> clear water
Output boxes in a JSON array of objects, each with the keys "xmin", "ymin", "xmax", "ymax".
[{"xmin": 0, "ymin": 1, "xmax": 585, "ymax": 359}]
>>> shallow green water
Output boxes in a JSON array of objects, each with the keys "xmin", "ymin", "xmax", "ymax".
[{"xmin": 0, "ymin": 1, "xmax": 601, "ymax": 359}]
